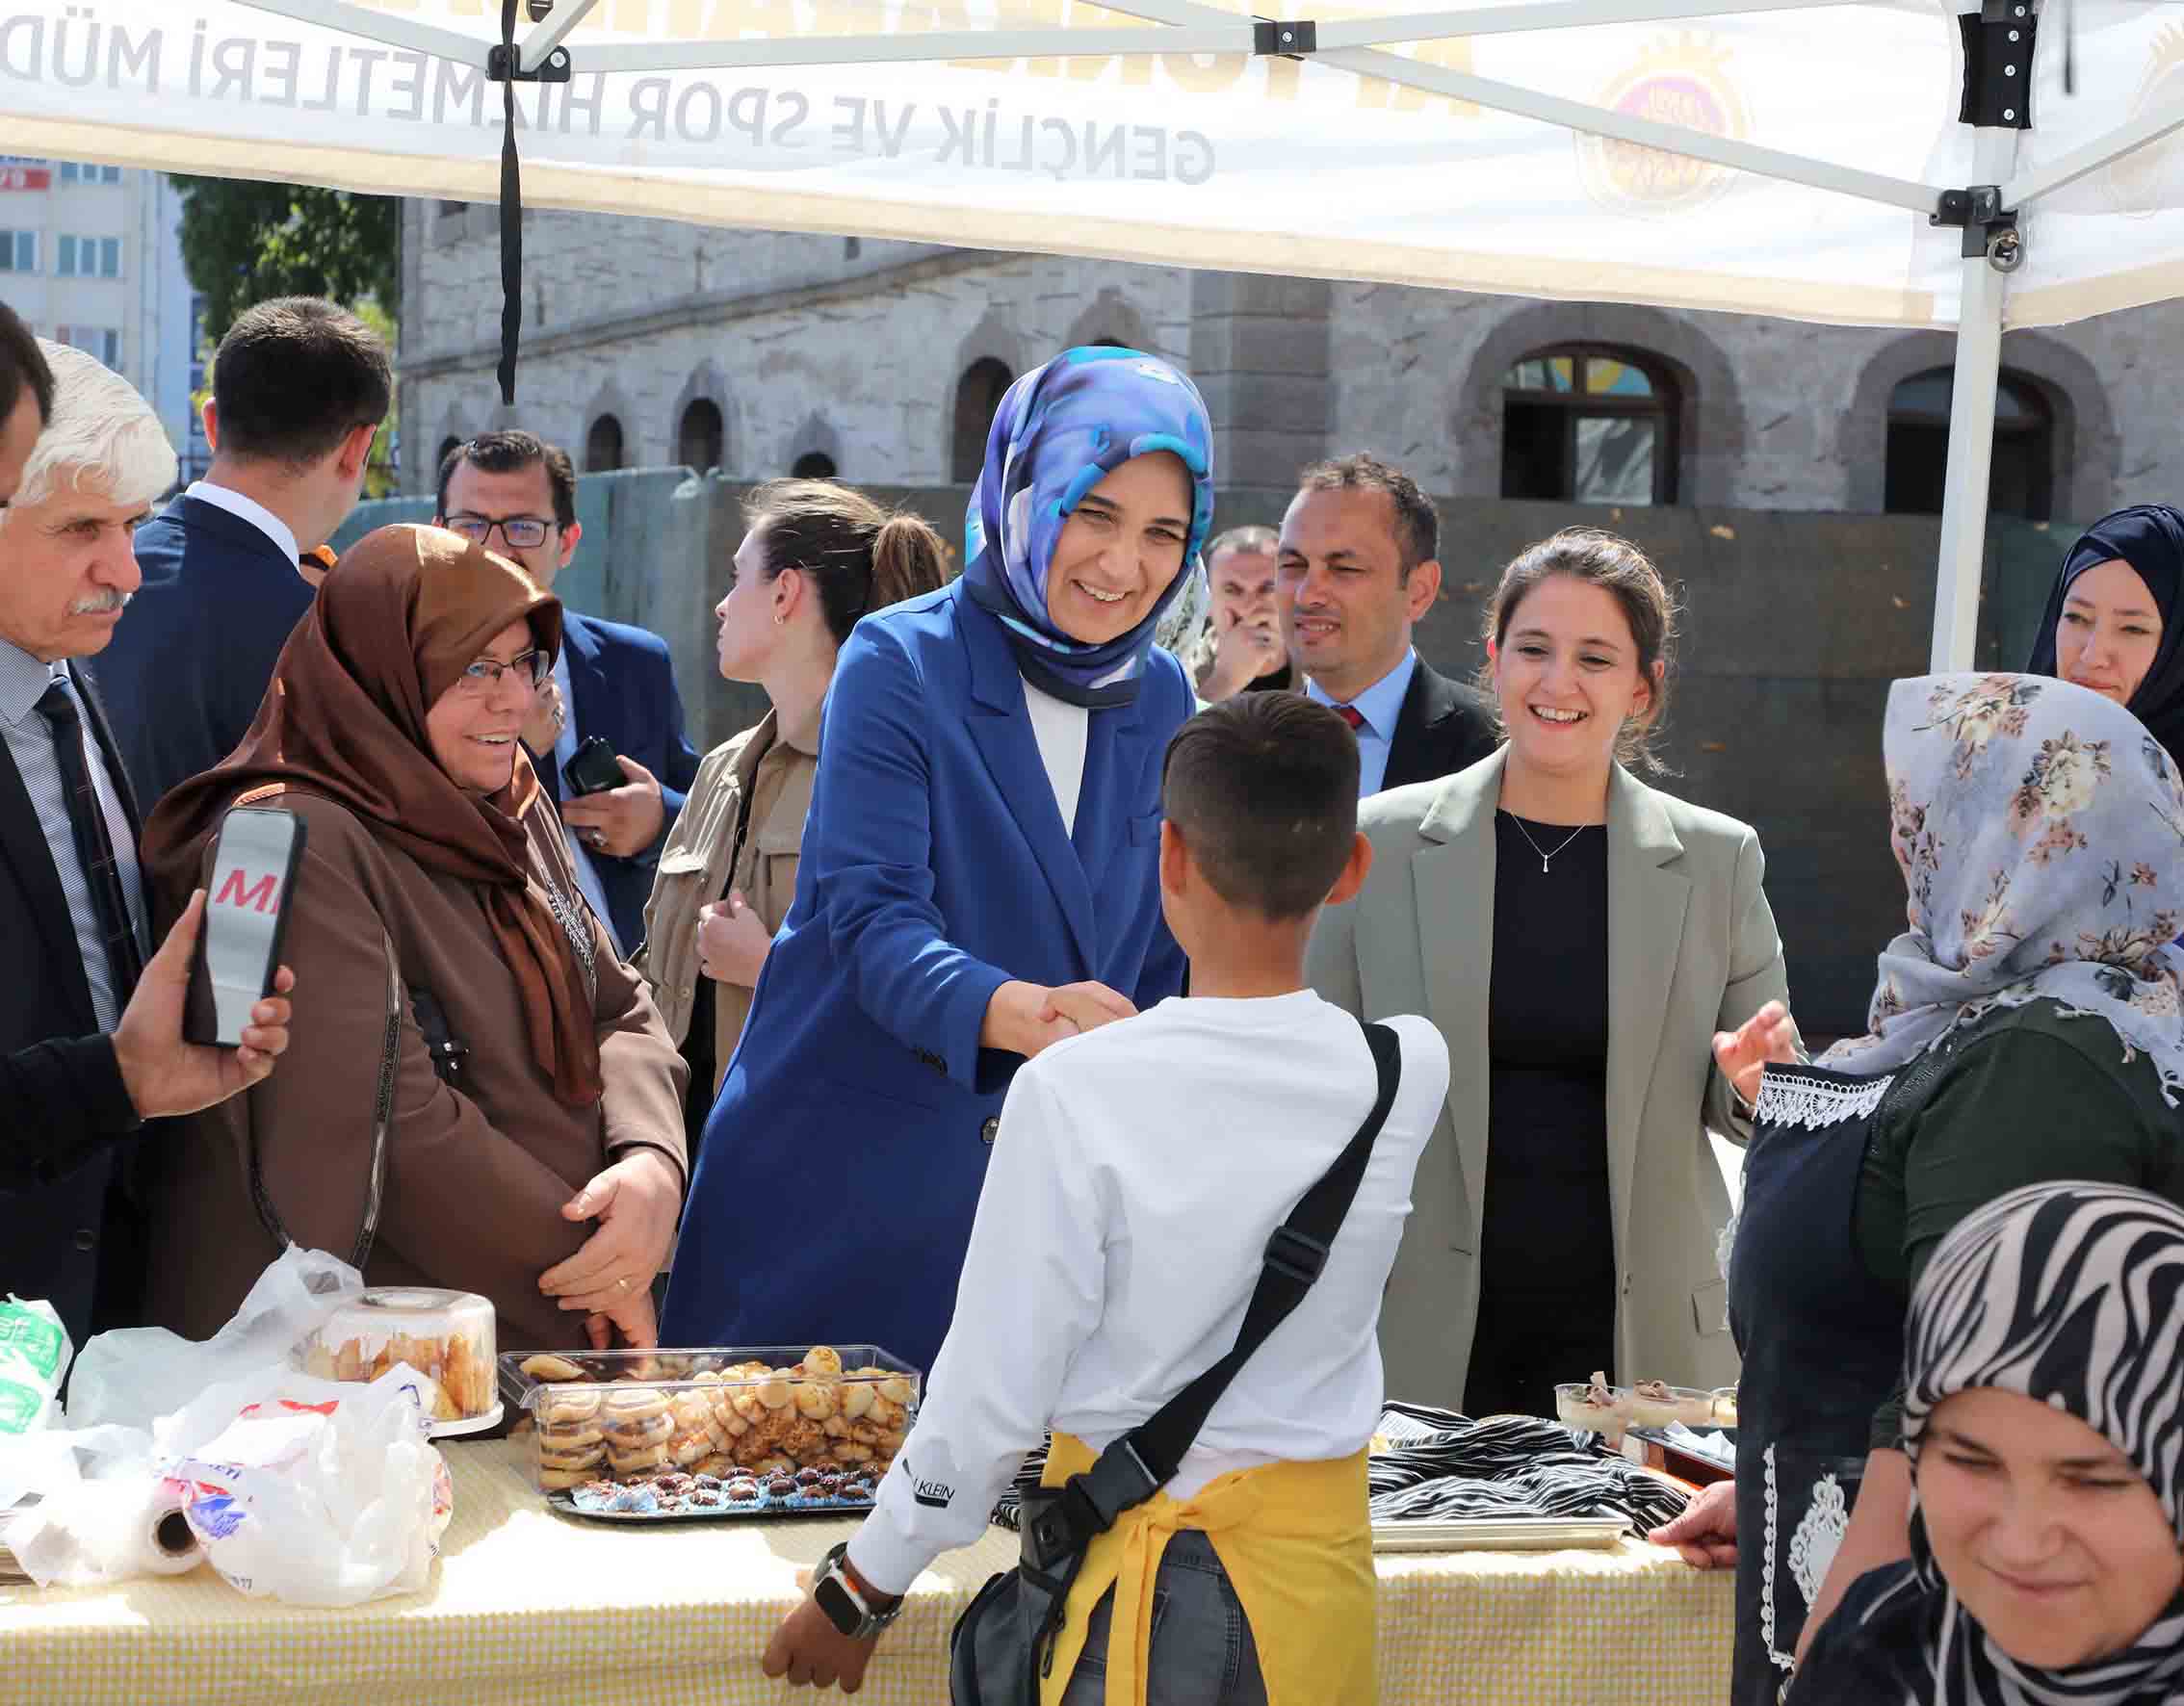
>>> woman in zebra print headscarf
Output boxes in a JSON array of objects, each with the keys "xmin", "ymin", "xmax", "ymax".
[{"xmin": 1792, "ymin": 1181, "xmax": 2184, "ymax": 1704}]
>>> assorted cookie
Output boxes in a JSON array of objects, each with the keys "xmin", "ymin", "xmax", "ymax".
[{"xmin": 511, "ymin": 1345, "xmax": 917, "ymax": 1513}]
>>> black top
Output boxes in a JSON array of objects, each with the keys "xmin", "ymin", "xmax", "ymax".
[
  {"xmin": 1240, "ymin": 661, "xmax": 1293, "ymax": 694},
  {"xmin": 1465, "ymin": 814, "xmax": 1612, "ymax": 1414}
]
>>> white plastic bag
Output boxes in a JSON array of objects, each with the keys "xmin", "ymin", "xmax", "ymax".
[
  {"xmin": 65, "ymin": 1246, "xmax": 365, "ymax": 1432},
  {"xmin": 0, "ymin": 1297, "xmax": 71, "ymax": 1435},
  {"xmin": 164, "ymin": 1365, "xmax": 453, "ymax": 1607}
]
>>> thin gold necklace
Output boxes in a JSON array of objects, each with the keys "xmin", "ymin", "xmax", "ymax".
[{"xmin": 1502, "ymin": 811, "xmax": 1593, "ymax": 874}]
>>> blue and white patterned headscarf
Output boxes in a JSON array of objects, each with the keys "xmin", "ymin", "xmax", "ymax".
[
  {"xmin": 1823, "ymin": 674, "xmax": 2184, "ymax": 1105},
  {"xmin": 962, "ymin": 347, "xmax": 1215, "ymax": 709}
]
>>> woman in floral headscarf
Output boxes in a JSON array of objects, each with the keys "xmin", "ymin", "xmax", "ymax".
[
  {"xmin": 663, "ymin": 349, "xmax": 1213, "ymax": 1370},
  {"xmin": 1650, "ymin": 674, "xmax": 2184, "ymax": 1705},
  {"xmin": 1791, "ymin": 1180, "xmax": 2184, "ymax": 1706}
]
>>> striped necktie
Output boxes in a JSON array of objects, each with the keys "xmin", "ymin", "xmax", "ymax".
[{"xmin": 36, "ymin": 677, "xmax": 144, "ymax": 1003}]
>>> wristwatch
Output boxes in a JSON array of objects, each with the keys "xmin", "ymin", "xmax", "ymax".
[{"xmin": 813, "ymin": 1541, "xmax": 903, "ymax": 1640}]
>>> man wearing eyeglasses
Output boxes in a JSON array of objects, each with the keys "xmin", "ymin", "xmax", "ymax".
[
  {"xmin": 435, "ymin": 430, "xmax": 700, "ymax": 956},
  {"xmin": 95, "ymin": 297, "xmax": 391, "ymax": 812}
]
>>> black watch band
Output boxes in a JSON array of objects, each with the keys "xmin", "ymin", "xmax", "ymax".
[{"xmin": 814, "ymin": 1541, "xmax": 901, "ymax": 1640}]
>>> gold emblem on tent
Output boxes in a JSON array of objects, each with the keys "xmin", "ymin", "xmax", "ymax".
[
  {"xmin": 2097, "ymin": 23, "xmax": 2184, "ymax": 218},
  {"xmin": 1577, "ymin": 34, "xmax": 1751, "ymax": 219}
]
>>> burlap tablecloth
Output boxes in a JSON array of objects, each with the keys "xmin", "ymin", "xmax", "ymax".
[{"xmin": 0, "ymin": 1439, "xmax": 1731, "ymax": 1705}]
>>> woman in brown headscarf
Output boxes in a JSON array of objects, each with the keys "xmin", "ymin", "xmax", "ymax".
[{"xmin": 140, "ymin": 525, "xmax": 688, "ymax": 1351}]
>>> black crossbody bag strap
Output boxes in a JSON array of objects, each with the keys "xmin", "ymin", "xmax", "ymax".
[{"xmin": 1017, "ymin": 1020, "xmax": 1403, "ymax": 1593}]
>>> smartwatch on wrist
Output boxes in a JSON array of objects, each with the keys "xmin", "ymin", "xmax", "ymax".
[{"xmin": 814, "ymin": 1541, "xmax": 902, "ymax": 1640}]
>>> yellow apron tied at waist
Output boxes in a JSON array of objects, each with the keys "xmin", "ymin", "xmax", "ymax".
[{"xmin": 1037, "ymin": 1432, "xmax": 1376, "ymax": 1706}]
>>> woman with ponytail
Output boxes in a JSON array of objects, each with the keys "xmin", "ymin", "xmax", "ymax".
[
  {"xmin": 662, "ymin": 349, "xmax": 1214, "ymax": 1370},
  {"xmin": 637, "ymin": 479, "xmax": 950, "ymax": 1151}
]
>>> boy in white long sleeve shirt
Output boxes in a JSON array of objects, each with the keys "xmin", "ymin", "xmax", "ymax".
[{"xmin": 765, "ymin": 694, "xmax": 1450, "ymax": 1701}]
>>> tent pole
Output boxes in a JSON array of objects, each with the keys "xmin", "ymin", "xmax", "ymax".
[
  {"xmin": 1929, "ymin": 125, "xmax": 2020, "ymax": 674},
  {"xmin": 225, "ymin": 0, "xmax": 491, "ymax": 65}
]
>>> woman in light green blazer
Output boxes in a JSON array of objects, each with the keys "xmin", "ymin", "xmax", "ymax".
[{"xmin": 1307, "ymin": 528, "xmax": 1800, "ymax": 1413}]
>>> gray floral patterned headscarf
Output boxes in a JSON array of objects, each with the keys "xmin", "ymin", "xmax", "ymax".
[{"xmin": 1823, "ymin": 673, "xmax": 2184, "ymax": 1104}]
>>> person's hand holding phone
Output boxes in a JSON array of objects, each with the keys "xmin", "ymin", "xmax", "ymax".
[
  {"xmin": 560, "ymin": 755, "xmax": 666, "ymax": 859},
  {"xmin": 115, "ymin": 890, "xmax": 298, "ymax": 1119}
]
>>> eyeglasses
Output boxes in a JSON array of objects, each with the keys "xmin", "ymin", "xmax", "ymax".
[
  {"xmin": 455, "ymin": 649, "xmax": 552, "ymax": 693},
  {"xmin": 445, "ymin": 513, "xmax": 554, "ymax": 551}
]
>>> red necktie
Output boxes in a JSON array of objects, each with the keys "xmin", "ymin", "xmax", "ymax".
[{"xmin": 1333, "ymin": 704, "xmax": 1365, "ymax": 731}]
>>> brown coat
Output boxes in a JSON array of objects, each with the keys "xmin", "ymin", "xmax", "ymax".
[{"xmin": 144, "ymin": 790, "xmax": 688, "ymax": 1349}]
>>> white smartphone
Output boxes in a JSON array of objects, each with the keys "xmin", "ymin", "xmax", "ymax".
[{"xmin": 184, "ymin": 807, "xmax": 306, "ymax": 1047}]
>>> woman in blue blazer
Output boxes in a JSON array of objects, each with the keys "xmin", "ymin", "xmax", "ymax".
[{"xmin": 662, "ymin": 349, "xmax": 1214, "ymax": 1370}]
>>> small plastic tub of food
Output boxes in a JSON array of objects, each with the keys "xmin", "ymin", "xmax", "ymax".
[
  {"xmin": 1625, "ymin": 1381, "xmax": 1719, "ymax": 1431},
  {"xmin": 296, "ymin": 1286, "xmax": 499, "ymax": 1436},
  {"xmin": 1709, "ymin": 1385, "xmax": 1740, "ymax": 1430},
  {"xmin": 1553, "ymin": 1380, "xmax": 1630, "ymax": 1442},
  {"xmin": 498, "ymin": 1344, "xmax": 923, "ymax": 1519}
]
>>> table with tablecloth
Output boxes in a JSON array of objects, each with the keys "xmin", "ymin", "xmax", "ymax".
[{"xmin": 0, "ymin": 1438, "xmax": 1731, "ymax": 1706}]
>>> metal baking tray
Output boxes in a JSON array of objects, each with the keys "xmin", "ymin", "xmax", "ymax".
[{"xmin": 1370, "ymin": 1515, "xmax": 1630, "ymax": 1554}]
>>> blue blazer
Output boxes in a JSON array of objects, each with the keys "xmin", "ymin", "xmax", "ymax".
[
  {"xmin": 556, "ymin": 609, "xmax": 701, "ymax": 952},
  {"xmin": 661, "ymin": 580, "xmax": 1190, "ymax": 1371},
  {"xmin": 96, "ymin": 495, "xmax": 315, "ymax": 815}
]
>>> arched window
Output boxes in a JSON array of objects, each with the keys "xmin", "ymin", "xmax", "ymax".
[
  {"xmin": 678, "ymin": 399, "xmax": 724, "ymax": 474},
  {"xmin": 1884, "ymin": 367, "xmax": 2054, "ymax": 521},
  {"xmin": 792, "ymin": 451, "xmax": 838, "ymax": 480},
  {"xmin": 585, "ymin": 414, "xmax": 625, "ymax": 474},
  {"xmin": 435, "ymin": 435, "xmax": 463, "ymax": 475},
  {"xmin": 951, "ymin": 358, "xmax": 1014, "ymax": 483},
  {"xmin": 1500, "ymin": 347, "xmax": 1680, "ymax": 506}
]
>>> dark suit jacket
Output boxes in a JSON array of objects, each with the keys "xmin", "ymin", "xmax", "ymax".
[
  {"xmin": 1382, "ymin": 659, "xmax": 1501, "ymax": 792},
  {"xmin": 97, "ymin": 495, "xmax": 317, "ymax": 818},
  {"xmin": 556, "ymin": 611, "xmax": 702, "ymax": 952},
  {"xmin": 0, "ymin": 665, "xmax": 147, "ymax": 1346}
]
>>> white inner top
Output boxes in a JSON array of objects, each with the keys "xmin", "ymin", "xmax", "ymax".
[{"xmin": 1020, "ymin": 675, "xmax": 1089, "ymax": 837}]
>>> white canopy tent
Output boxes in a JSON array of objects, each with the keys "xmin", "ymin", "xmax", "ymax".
[{"xmin": 3, "ymin": 0, "xmax": 2181, "ymax": 666}]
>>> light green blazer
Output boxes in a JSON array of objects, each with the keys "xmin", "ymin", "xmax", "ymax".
[{"xmin": 1306, "ymin": 747, "xmax": 1793, "ymax": 1409}]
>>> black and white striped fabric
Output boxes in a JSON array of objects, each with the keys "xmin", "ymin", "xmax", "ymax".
[
  {"xmin": 1860, "ymin": 1181, "xmax": 2184, "ymax": 1705},
  {"xmin": 990, "ymin": 1404, "xmax": 1690, "ymax": 1534}
]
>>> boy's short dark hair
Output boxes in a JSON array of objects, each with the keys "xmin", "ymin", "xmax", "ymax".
[
  {"xmin": 437, "ymin": 429, "xmax": 578, "ymax": 530},
  {"xmin": 0, "ymin": 300, "xmax": 53, "ymax": 426},
  {"xmin": 1161, "ymin": 695, "xmax": 1360, "ymax": 920},
  {"xmin": 211, "ymin": 297, "xmax": 391, "ymax": 465},
  {"xmin": 1295, "ymin": 452, "xmax": 1439, "ymax": 577}
]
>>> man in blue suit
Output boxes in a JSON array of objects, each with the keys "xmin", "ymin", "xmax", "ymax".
[
  {"xmin": 436, "ymin": 431, "xmax": 699, "ymax": 954},
  {"xmin": 95, "ymin": 297, "xmax": 391, "ymax": 815}
]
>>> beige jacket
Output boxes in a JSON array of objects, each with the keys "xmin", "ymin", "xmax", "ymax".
[
  {"xmin": 1305, "ymin": 748, "xmax": 1792, "ymax": 1408},
  {"xmin": 637, "ymin": 713, "xmax": 816, "ymax": 1091}
]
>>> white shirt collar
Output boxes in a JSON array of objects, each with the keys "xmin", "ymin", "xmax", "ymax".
[{"xmin": 186, "ymin": 480, "xmax": 301, "ymax": 568}]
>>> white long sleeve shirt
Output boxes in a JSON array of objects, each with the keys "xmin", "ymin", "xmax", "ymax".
[{"xmin": 849, "ymin": 992, "xmax": 1450, "ymax": 1593}]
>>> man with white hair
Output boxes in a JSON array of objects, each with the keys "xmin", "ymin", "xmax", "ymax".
[{"xmin": 0, "ymin": 339, "xmax": 254, "ymax": 1344}]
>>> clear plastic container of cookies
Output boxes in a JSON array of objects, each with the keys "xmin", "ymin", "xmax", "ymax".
[
  {"xmin": 497, "ymin": 1345, "xmax": 922, "ymax": 1519},
  {"xmin": 295, "ymin": 1286, "xmax": 501, "ymax": 1437}
]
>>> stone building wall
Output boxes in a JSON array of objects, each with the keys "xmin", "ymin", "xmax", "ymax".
[{"xmin": 401, "ymin": 199, "xmax": 2184, "ymax": 523}]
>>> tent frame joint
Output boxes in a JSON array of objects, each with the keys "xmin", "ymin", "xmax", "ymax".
[
  {"xmin": 487, "ymin": 41, "xmax": 573, "ymax": 83},
  {"xmin": 1251, "ymin": 17, "xmax": 1319, "ymax": 55},
  {"xmin": 1930, "ymin": 184, "xmax": 2022, "ymax": 271}
]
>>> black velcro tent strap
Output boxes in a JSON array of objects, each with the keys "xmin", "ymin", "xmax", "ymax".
[
  {"xmin": 497, "ymin": 0, "xmax": 522, "ymax": 404},
  {"xmin": 1107, "ymin": 1020, "xmax": 1402, "ymax": 1501}
]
